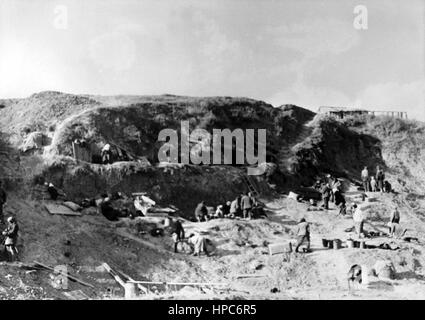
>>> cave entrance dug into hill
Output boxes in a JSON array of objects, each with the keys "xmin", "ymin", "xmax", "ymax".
[{"xmin": 72, "ymin": 139, "xmax": 151, "ymax": 166}]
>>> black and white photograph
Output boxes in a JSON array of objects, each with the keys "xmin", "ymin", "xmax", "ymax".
[{"xmin": 0, "ymin": 0, "xmax": 424, "ymax": 304}]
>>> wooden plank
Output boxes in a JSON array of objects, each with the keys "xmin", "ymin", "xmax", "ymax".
[
  {"xmin": 102, "ymin": 263, "xmax": 126, "ymax": 288},
  {"xmin": 34, "ymin": 261, "xmax": 94, "ymax": 288},
  {"xmin": 268, "ymin": 242, "xmax": 292, "ymax": 255},
  {"xmin": 127, "ymin": 280, "xmax": 227, "ymax": 287},
  {"xmin": 63, "ymin": 290, "xmax": 90, "ymax": 300},
  {"xmin": 44, "ymin": 203, "xmax": 82, "ymax": 216},
  {"xmin": 113, "ymin": 266, "xmax": 148, "ymax": 294},
  {"xmin": 235, "ymin": 274, "xmax": 268, "ymax": 279}
]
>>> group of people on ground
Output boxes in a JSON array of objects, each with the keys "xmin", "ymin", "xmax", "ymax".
[
  {"xmin": 352, "ymin": 202, "xmax": 400, "ymax": 238},
  {"xmin": 361, "ymin": 165, "xmax": 391, "ymax": 193},
  {"xmin": 194, "ymin": 192, "xmax": 262, "ymax": 222},
  {"xmin": 165, "ymin": 217, "xmax": 210, "ymax": 256},
  {"xmin": 315, "ymin": 174, "xmax": 347, "ymax": 216}
]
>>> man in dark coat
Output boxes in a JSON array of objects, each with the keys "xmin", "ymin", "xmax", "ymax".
[
  {"xmin": 2, "ymin": 216, "xmax": 19, "ymax": 262},
  {"xmin": 99, "ymin": 196, "xmax": 120, "ymax": 221},
  {"xmin": 334, "ymin": 190, "xmax": 347, "ymax": 216},
  {"xmin": 167, "ymin": 218, "xmax": 185, "ymax": 253},
  {"xmin": 376, "ymin": 166, "xmax": 385, "ymax": 192},
  {"xmin": 321, "ymin": 183, "xmax": 331, "ymax": 210}
]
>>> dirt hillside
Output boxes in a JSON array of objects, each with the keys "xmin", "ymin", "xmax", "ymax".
[{"xmin": 0, "ymin": 92, "xmax": 424, "ymax": 299}]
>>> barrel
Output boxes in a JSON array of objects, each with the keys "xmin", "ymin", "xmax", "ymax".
[
  {"xmin": 333, "ymin": 239, "xmax": 342, "ymax": 250},
  {"xmin": 328, "ymin": 240, "xmax": 334, "ymax": 249},
  {"xmin": 322, "ymin": 239, "xmax": 328, "ymax": 248},
  {"xmin": 346, "ymin": 239, "xmax": 354, "ymax": 248},
  {"xmin": 359, "ymin": 241, "xmax": 366, "ymax": 249},
  {"xmin": 353, "ymin": 241, "xmax": 360, "ymax": 248}
]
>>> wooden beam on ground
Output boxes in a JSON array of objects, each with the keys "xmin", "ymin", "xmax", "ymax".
[
  {"xmin": 63, "ymin": 289, "xmax": 90, "ymax": 300},
  {"xmin": 127, "ymin": 280, "xmax": 227, "ymax": 287},
  {"xmin": 235, "ymin": 274, "xmax": 268, "ymax": 279},
  {"xmin": 44, "ymin": 203, "xmax": 82, "ymax": 216},
  {"xmin": 111, "ymin": 264, "xmax": 148, "ymax": 294},
  {"xmin": 102, "ymin": 263, "xmax": 126, "ymax": 288},
  {"xmin": 33, "ymin": 261, "xmax": 94, "ymax": 288}
]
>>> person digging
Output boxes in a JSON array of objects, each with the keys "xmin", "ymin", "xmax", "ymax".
[
  {"xmin": 187, "ymin": 232, "xmax": 210, "ymax": 257},
  {"xmin": 294, "ymin": 218, "xmax": 311, "ymax": 253},
  {"xmin": 166, "ymin": 217, "xmax": 185, "ymax": 253}
]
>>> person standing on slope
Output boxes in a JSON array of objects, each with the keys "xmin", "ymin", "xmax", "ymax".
[
  {"xmin": 361, "ymin": 166, "xmax": 370, "ymax": 192},
  {"xmin": 376, "ymin": 166, "xmax": 385, "ymax": 193},
  {"xmin": 321, "ymin": 183, "xmax": 331, "ymax": 210},
  {"xmin": 389, "ymin": 207, "xmax": 400, "ymax": 237}
]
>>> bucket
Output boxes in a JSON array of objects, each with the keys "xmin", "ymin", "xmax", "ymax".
[
  {"xmin": 322, "ymin": 239, "xmax": 328, "ymax": 248},
  {"xmin": 359, "ymin": 241, "xmax": 366, "ymax": 249},
  {"xmin": 333, "ymin": 239, "xmax": 342, "ymax": 250},
  {"xmin": 353, "ymin": 241, "xmax": 359, "ymax": 248},
  {"xmin": 346, "ymin": 239, "xmax": 354, "ymax": 248},
  {"xmin": 327, "ymin": 240, "xmax": 334, "ymax": 249}
]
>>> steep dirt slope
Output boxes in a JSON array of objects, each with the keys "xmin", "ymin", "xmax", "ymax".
[{"xmin": 1, "ymin": 92, "xmax": 312, "ymax": 169}]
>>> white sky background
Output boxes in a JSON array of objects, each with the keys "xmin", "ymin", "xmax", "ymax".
[{"xmin": 0, "ymin": 0, "xmax": 424, "ymax": 120}]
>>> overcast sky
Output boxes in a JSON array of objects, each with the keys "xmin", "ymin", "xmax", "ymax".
[{"xmin": 0, "ymin": 0, "xmax": 424, "ymax": 120}]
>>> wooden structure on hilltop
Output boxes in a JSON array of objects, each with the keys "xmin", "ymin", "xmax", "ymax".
[{"xmin": 318, "ymin": 106, "xmax": 408, "ymax": 119}]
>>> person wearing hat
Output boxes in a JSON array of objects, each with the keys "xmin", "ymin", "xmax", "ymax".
[
  {"xmin": 294, "ymin": 218, "xmax": 310, "ymax": 253},
  {"xmin": 0, "ymin": 180, "xmax": 7, "ymax": 225},
  {"xmin": 2, "ymin": 216, "xmax": 19, "ymax": 262}
]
